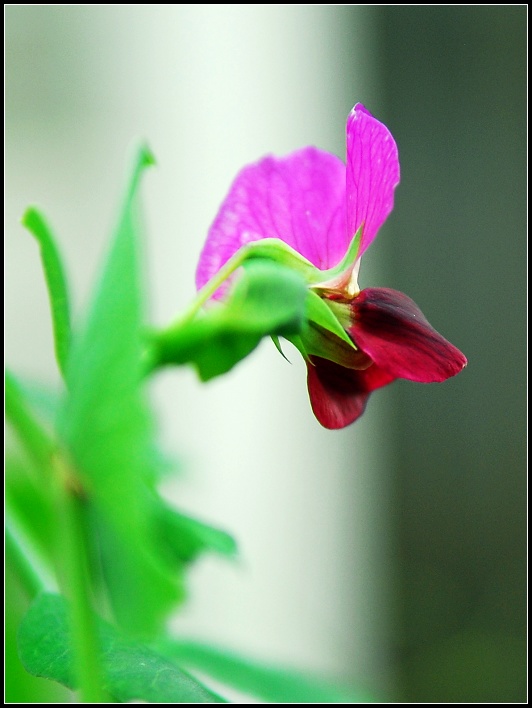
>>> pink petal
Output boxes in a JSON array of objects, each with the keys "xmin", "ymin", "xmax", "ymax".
[
  {"xmin": 346, "ymin": 104, "xmax": 400, "ymax": 258},
  {"xmin": 350, "ymin": 288, "xmax": 467, "ymax": 382},
  {"xmin": 196, "ymin": 148, "xmax": 346, "ymax": 293},
  {"xmin": 306, "ymin": 356, "xmax": 395, "ymax": 429}
]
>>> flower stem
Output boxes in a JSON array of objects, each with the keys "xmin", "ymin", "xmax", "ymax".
[
  {"xmin": 175, "ymin": 247, "xmax": 250, "ymax": 326},
  {"xmin": 141, "ymin": 247, "xmax": 251, "ymax": 376}
]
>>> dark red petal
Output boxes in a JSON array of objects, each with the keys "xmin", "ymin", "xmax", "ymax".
[
  {"xmin": 306, "ymin": 356, "xmax": 395, "ymax": 430},
  {"xmin": 350, "ymin": 288, "xmax": 467, "ymax": 383}
]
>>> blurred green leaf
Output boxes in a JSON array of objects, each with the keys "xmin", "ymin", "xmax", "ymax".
[
  {"xmin": 21, "ymin": 207, "xmax": 71, "ymax": 378},
  {"xmin": 5, "ymin": 570, "xmax": 70, "ymax": 703},
  {"xmin": 154, "ymin": 639, "xmax": 374, "ymax": 703},
  {"xmin": 156, "ymin": 503, "xmax": 238, "ymax": 566},
  {"xmin": 152, "ymin": 259, "xmax": 308, "ymax": 381},
  {"xmin": 5, "ymin": 452, "xmax": 55, "ymax": 564},
  {"xmin": 57, "ymin": 145, "xmax": 180, "ymax": 635},
  {"xmin": 11, "ymin": 377, "xmax": 62, "ymax": 422},
  {"xmin": 5, "ymin": 370, "xmax": 55, "ymax": 472},
  {"xmin": 18, "ymin": 593, "xmax": 227, "ymax": 703}
]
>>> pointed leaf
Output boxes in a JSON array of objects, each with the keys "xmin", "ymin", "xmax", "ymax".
[
  {"xmin": 57, "ymin": 145, "xmax": 180, "ymax": 635},
  {"xmin": 21, "ymin": 207, "xmax": 72, "ymax": 378},
  {"xmin": 156, "ymin": 503, "xmax": 237, "ymax": 565}
]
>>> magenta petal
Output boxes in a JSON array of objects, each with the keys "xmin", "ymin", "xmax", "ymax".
[
  {"xmin": 350, "ymin": 288, "xmax": 467, "ymax": 383},
  {"xmin": 346, "ymin": 104, "xmax": 400, "ymax": 258},
  {"xmin": 307, "ymin": 356, "xmax": 395, "ymax": 429},
  {"xmin": 196, "ymin": 147, "xmax": 347, "ymax": 293}
]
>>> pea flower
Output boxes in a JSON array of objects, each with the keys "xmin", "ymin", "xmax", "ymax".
[{"xmin": 196, "ymin": 104, "xmax": 466, "ymax": 429}]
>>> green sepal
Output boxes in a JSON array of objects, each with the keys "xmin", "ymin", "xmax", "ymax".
[
  {"xmin": 305, "ymin": 290, "xmax": 355, "ymax": 346},
  {"xmin": 271, "ymin": 335, "xmax": 292, "ymax": 363},
  {"xmin": 315, "ymin": 225, "xmax": 362, "ymax": 283},
  {"xmin": 238, "ymin": 225, "xmax": 362, "ymax": 285},
  {"xmin": 242, "ymin": 237, "xmax": 319, "ymax": 280},
  {"xmin": 284, "ymin": 289, "xmax": 360, "ymax": 369}
]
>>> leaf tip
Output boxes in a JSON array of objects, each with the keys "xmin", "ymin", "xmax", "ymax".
[
  {"xmin": 20, "ymin": 205, "xmax": 43, "ymax": 233},
  {"xmin": 138, "ymin": 143, "xmax": 157, "ymax": 170}
]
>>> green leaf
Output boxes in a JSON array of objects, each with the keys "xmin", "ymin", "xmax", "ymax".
[
  {"xmin": 57, "ymin": 145, "xmax": 180, "ymax": 635},
  {"xmin": 5, "ymin": 452, "xmax": 55, "ymax": 565},
  {"xmin": 21, "ymin": 207, "xmax": 72, "ymax": 378},
  {"xmin": 5, "ymin": 370, "xmax": 55, "ymax": 473},
  {"xmin": 18, "ymin": 593, "xmax": 227, "ymax": 703},
  {"xmin": 156, "ymin": 503, "xmax": 238, "ymax": 566},
  {"xmin": 152, "ymin": 259, "xmax": 308, "ymax": 381},
  {"xmin": 5, "ymin": 571, "xmax": 69, "ymax": 703},
  {"xmin": 10, "ymin": 377, "xmax": 61, "ymax": 422},
  {"xmin": 5, "ymin": 521, "xmax": 49, "ymax": 601},
  {"xmin": 154, "ymin": 639, "xmax": 375, "ymax": 703}
]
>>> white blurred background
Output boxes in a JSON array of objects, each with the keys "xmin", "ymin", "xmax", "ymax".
[{"xmin": 6, "ymin": 5, "xmax": 394, "ymax": 698}]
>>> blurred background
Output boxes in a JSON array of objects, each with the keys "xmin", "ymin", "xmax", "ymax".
[{"xmin": 5, "ymin": 6, "xmax": 526, "ymax": 703}]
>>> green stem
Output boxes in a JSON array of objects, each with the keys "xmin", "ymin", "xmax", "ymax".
[
  {"xmin": 173, "ymin": 246, "xmax": 251, "ymax": 328},
  {"xmin": 177, "ymin": 237, "xmax": 321, "ymax": 328},
  {"xmin": 54, "ymin": 459, "xmax": 107, "ymax": 703},
  {"xmin": 142, "ymin": 237, "xmax": 321, "ymax": 377},
  {"xmin": 5, "ymin": 521, "xmax": 48, "ymax": 600},
  {"xmin": 141, "ymin": 247, "xmax": 252, "ymax": 376}
]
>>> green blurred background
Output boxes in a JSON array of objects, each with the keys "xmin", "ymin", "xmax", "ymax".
[
  {"xmin": 6, "ymin": 6, "xmax": 526, "ymax": 703},
  {"xmin": 379, "ymin": 7, "xmax": 526, "ymax": 702}
]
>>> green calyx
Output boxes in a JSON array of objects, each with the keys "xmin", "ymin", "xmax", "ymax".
[
  {"xmin": 238, "ymin": 228, "xmax": 364, "ymax": 369},
  {"xmin": 149, "ymin": 228, "xmax": 363, "ymax": 379}
]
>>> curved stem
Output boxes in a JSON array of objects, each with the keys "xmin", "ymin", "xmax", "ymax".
[
  {"xmin": 141, "ymin": 247, "xmax": 252, "ymax": 377},
  {"xmin": 172, "ymin": 247, "xmax": 251, "ymax": 328}
]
